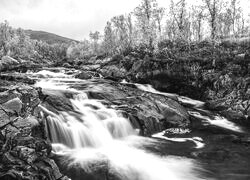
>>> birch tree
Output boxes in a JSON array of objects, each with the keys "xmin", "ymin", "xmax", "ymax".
[{"xmin": 134, "ymin": 0, "xmax": 158, "ymax": 49}]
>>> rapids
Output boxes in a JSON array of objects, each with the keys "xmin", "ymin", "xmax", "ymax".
[
  {"xmin": 26, "ymin": 68, "xmax": 250, "ymax": 180},
  {"xmin": 32, "ymin": 70, "xmax": 207, "ymax": 180}
]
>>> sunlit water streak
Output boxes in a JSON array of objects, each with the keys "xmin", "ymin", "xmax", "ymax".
[
  {"xmin": 152, "ymin": 131, "xmax": 205, "ymax": 149},
  {"xmin": 29, "ymin": 69, "xmax": 72, "ymax": 78},
  {"xmin": 189, "ymin": 111, "xmax": 244, "ymax": 133},
  {"xmin": 32, "ymin": 70, "xmax": 208, "ymax": 180},
  {"xmin": 121, "ymin": 80, "xmax": 205, "ymax": 107}
]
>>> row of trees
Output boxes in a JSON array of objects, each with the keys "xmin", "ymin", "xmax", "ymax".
[
  {"xmin": 0, "ymin": 20, "xmax": 102, "ymax": 62},
  {"xmin": 1, "ymin": 0, "xmax": 249, "ymax": 62},
  {"xmin": 69, "ymin": 0, "xmax": 249, "ymax": 58},
  {"xmin": 104, "ymin": 0, "xmax": 249, "ymax": 51},
  {"xmin": 0, "ymin": 20, "xmax": 68, "ymax": 62}
]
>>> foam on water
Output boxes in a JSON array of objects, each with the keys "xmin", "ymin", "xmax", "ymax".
[
  {"xmin": 35, "ymin": 80, "xmax": 70, "ymax": 90},
  {"xmin": 189, "ymin": 111, "xmax": 243, "ymax": 133},
  {"xmin": 29, "ymin": 70, "xmax": 71, "ymax": 78},
  {"xmin": 61, "ymin": 142, "xmax": 206, "ymax": 180},
  {"xmin": 178, "ymin": 96, "xmax": 205, "ymax": 107},
  {"xmin": 152, "ymin": 131, "xmax": 205, "ymax": 149}
]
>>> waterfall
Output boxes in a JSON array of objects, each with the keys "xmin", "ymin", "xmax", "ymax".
[
  {"xmin": 39, "ymin": 87, "xmax": 136, "ymax": 149},
  {"xmin": 33, "ymin": 71, "xmax": 207, "ymax": 180}
]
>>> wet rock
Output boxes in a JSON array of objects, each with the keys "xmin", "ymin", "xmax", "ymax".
[
  {"xmin": 81, "ymin": 64, "xmax": 101, "ymax": 71},
  {"xmin": 0, "ymin": 73, "xmax": 36, "ymax": 85},
  {"xmin": 62, "ymin": 63, "xmax": 72, "ymax": 68},
  {"xmin": 99, "ymin": 65, "xmax": 127, "ymax": 80},
  {"xmin": 0, "ymin": 90, "xmax": 21, "ymax": 104},
  {"xmin": 15, "ymin": 146, "xmax": 37, "ymax": 164},
  {"xmin": 17, "ymin": 86, "xmax": 41, "ymax": 116},
  {"xmin": 71, "ymin": 79, "xmax": 190, "ymax": 135},
  {"xmin": 0, "ymin": 56, "xmax": 19, "ymax": 71},
  {"xmin": 0, "ymin": 56, "xmax": 39, "ymax": 73},
  {"xmin": 42, "ymin": 91, "xmax": 74, "ymax": 112},
  {"xmin": 75, "ymin": 71, "xmax": 96, "ymax": 79},
  {"xmin": 36, "ymin": 158, "xmax": 64, "ymax": 179},
  {"xmin": 163, "ymin": 128, "xmax": 191, "ymax": 135},
  {"xmin": 0, "ymin": 109, "xmax": 11, "ymax": 128},
  {"xmin": 2, "ymin": 98, "xmax": 22, "ymax": 115},
  {"xmin": 1, "ymin": 151, "xmax": 24, "ymax": 165}
]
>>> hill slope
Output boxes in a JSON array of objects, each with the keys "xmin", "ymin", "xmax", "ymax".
[{"xmin": 25, "ymin": 30, "xmax": 78, "ymax": 44}]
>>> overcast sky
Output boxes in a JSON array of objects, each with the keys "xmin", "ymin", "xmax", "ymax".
[{"xmin": 0, "ymin": 0, "xmax": 249, "ymax": 40}]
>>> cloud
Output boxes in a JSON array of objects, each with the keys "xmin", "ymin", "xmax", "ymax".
[
  {"xmin": 0, "ymin": 0, "xmax": 141, "ymax": 40},
  {"xmin": 0, "ymin": 0, "xmax": 249, "ymax": 40}
]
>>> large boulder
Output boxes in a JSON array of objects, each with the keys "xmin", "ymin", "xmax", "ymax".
[
  {"xmin": 99, "ymin": 65, "xmax": 127, "ymax": 80},
  {"xmin": 39, "ymin": 88, "xmax": 75, "ymax": 113},
  {"xmin": 75, "ymin": 71, "xmax": 99, "ymax": 80},
  {"xmin": 0, "ymin": 56, "xmax": 19, "ymax": 72}
]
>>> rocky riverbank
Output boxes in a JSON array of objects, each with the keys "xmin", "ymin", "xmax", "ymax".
[
  {"xmin": 0, "ymin": 67, "xmax": 191, "ymax": 179},
  {"xmin": 71, "ymin": 41, "xmax": 250, "ymax": 127},
  {"xmin": 0, "ymin": 39, "xmax": 249, "ymax": 179},
  {"xmin": 0, "ymin": 84, "xmax": 70, "ymax": 180}
]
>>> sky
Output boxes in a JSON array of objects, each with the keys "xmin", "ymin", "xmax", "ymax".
[
  {"xmin": 0, "ymin": 0, "xmax": 249, "ymax": 40},
  {"xmin": 0, "ymin": 0, "xmax": 142, "ymax": 40}
]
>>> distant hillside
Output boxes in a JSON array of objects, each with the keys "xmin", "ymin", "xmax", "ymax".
[{"xmin": 25, "ymin": 30, "xmax": 78, "ymax": 44}]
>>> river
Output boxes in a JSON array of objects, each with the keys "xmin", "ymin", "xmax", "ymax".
[{"xmin": 26, "ymin": 68, "xmax": 250, "ymax": 180}]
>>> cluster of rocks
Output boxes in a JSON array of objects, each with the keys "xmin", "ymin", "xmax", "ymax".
[
  {"xmin": 0, "ymin": 85, "xmax": 69, "ymax": 180},
  {"xmin": 0, "ymin": 56, "xmax": 41, "ymax": 73}
]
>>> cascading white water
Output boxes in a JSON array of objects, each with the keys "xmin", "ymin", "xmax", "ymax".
[
  {"xmin": 38, "ymin": 86, "xmax": 136, "ymax": 148},
  {"xmin": 33, "ymin": 71, "xmax": 207, "ymax": 180},
  {"xmin": 28, "ymin": 69, "xmax": 72, "ymax": 78}
]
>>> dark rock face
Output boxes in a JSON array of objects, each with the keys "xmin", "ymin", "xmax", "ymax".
[
  {"xmin": 75, "ymin": 71, "xmax": 99, "ymax": 79},
  {"xmin": 0, "ymin": 85, "xmax": 69, "ymax": 180},
  {"xmin": 0, "ymin": 73, "xmax": 36, "ymax": 85},
  {"xmin": 0, "ymin": 56, "xmax": 41, "ymax": 73},
  {"xmin": 99, "ymin": 65, "xmax": 127, "ymax": 80},
  {"xmin": 62, "ymin": 63, "xmax": 72, "ymax": 68},
  {"xmin": 43, "ymin": 79, "xmax": 189, "ymax": 136},
  {"xmin": 0, "ymin": 56, "xmax": 19, "ymax": 71}
]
